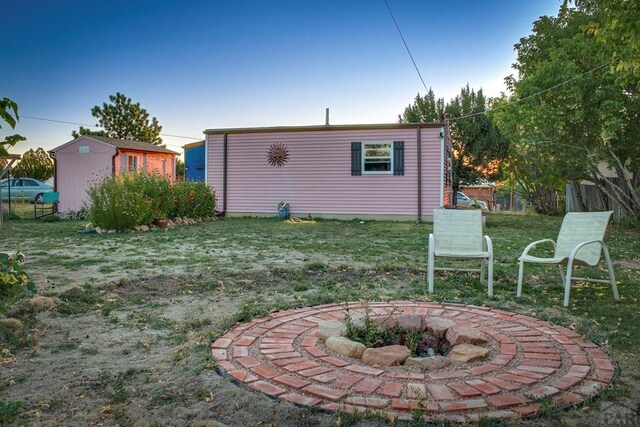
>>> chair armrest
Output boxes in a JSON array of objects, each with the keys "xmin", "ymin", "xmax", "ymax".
[
  {"xmin": 428, "ymin": 234, "xmax": 435, "ymax": 249},
  {"xmin": 521, "ymin": 238, "xmax": 556, "ymax": 258},
  {"xmin": 483, "ymin": 235, "xmax": 493, "ymax": 254},
  {"xmin": 568, "ymin": 239, "xmax": 607, "ymax": 264}
]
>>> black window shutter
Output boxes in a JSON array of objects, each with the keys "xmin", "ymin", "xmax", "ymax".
[
  {"xmin": 351, "ymin": 142, "xmax": 362, "ymax": 176},
  {"xmin": 393, "ymin": 141, "xmax": 404, "ymax": 176}
]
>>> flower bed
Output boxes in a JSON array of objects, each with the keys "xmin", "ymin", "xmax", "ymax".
[{"xmin": 87, "ymin": 173, "xmax": 216, "ymax": 230}]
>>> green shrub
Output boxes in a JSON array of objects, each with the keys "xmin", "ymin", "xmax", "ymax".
[
  {"xmin": 170, "ymin": 180, "xmax": 216, "ymax": 219},
  {"xmin": 64, "ymin": 206, "xmax": 90, "ymax": 220},
  {"xmin": 87, "ymin": 174, "xmax": 153, "ymax": 230},
  {"xmin": 87, "ymin": 174, "xmax": 215, "ymax": 229},
  {"xmin": 0, "ymin": 252, "xmax": 37, "ymax": 295},
  {"xmin": 135, "ymin": 173, "xmax": 172, "ymax": 220},
  {"xmin": 0, "ymin": 400, "xmax": 24, "ymax": 424}
]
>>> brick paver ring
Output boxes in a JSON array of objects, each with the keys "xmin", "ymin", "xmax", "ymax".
[{"xmin": 211, "ymin": 302, "xmax": 615, "ymax": 423}]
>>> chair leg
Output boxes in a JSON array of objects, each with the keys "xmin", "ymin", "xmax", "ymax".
[
  {"xmin": 602, "ymin": 245, "xmax": 619, "ymax": 301},
  {"xmin": 516, "ymin": 261, "xmax": 525, "ymax": 297},
  {"xmin": 563, "ymin": 261, "xmax": 574, "ymax": 307},
  {"xmin": 558, "ymin": 266, "xmax": 565, "ymax": 283},
  {"xmin": 427, "ymin": 248, "xmax": 435, "ymax": 294},
  {"xmin": 480, "ymin": 258, "xmax": 486, "ymax": 284},
  {"xmin": 487, "ymin": 255, "xmax": 493, "ymax": 298}
]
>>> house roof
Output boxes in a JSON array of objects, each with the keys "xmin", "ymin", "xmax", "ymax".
[
  {"xmin": 183, "ymin": 140, "xmax": 205, "ymax": 150},
  {"xmin": 204, "ymin": 122, "xmax": 444, "ymax": 135},
  {"xmin": 89, "ymin": 136, "xmax": 178, "ymax": 154},
  {"xmin": 50, "ymin": 136, "xmax": 179, "ymax": 155}
]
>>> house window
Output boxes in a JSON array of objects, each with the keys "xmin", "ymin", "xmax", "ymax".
[
  {"xmin": 363, "ymin": 143, "xmax": 393, "ymax": 174},
  {"xmin": 351, "ymin": 141, "xmax": 404, "ymax": 176},
  {"xmin": 127, "ymin": 155, "xmax": 138, "ymax": 172}
]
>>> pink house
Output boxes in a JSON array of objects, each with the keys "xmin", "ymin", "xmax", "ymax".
[
  {"xmin": 50, "ymin": 136, "xmax": 178, "ymax": 212},
  {"xmin": 204, "ymin": 122, "xmax": 452, "ymax": 221}
]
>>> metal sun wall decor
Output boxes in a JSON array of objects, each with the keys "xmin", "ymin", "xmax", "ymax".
[{"xmin": 267, "ymin": 142, "xmax": 289, "ymax": 167}]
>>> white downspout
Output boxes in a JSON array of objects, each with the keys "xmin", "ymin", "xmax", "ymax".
[
  {"xmin": 439, "ymin": 127, "xmax": 444, "ymax": 206},
  {"xmin": 204, "ymin": 134, "xmax": 209, "ymax": 184}
]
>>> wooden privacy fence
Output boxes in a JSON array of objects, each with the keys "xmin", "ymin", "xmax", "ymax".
[
  {"xmin": 566, "ymin": 179, "xmax": 626, "ymax": 221},
  {"xmin": 494, "ymin": 188, "xmax": 526, "ymax": 212}
]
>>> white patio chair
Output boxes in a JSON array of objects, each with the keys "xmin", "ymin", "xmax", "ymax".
[
  {"xmin": 516, "ymin": 211, "xmax": 619, "ymax": 307},
  {"xmin": 428, "ymin": 208, "xmax": 493, "ymax": 296}
]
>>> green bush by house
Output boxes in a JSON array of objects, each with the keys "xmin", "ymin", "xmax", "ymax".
[
  {"xmin": 87, "ymin": 174, "xmax": 216, "ymax": 230},
  {"xmin": 170, "ymin": 179, "xmax": 217, "ymax": 219}
]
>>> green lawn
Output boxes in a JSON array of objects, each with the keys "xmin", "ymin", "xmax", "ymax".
[
  {"xmin": 1, "ymin": 213, "xmax": 639, "ymax": 425},
  {"xmin": 2, "ymin": 214, "xmax": 639, "ymax": 347},
  {"xmin": 1, "ymin": 200, "xmax": 37, "ymax": 220}
]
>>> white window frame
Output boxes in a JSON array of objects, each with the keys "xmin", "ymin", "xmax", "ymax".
[
  {"xmin": 361, "ymin": 141, "xmax": 394, "ymax": 175},
  {"xmin": 127, "ymin": 155, "xmax": 138, "ymax": 172}
]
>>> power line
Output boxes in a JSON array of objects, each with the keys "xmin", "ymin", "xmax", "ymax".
[
  {"xmin": 450, "ymin": 62, "xmax": 610, "ymax": 122},
  {"xmin": 21, "ymin": 115, "xmax": 95, "ymax": 128},
  {"xmin": 381, "ymin": 0, "xmax": 611, "ymax": 124},
  {"xmin": 19, "ymin": 115, "xmax": 202, "ymax": 147},
  {"xmin": 160, "ymin": 133, "xmax": 202, "ymax": 141},
  {"xmin": 384, "ymin": 0, "xmax": 429, "ymax": 94}
]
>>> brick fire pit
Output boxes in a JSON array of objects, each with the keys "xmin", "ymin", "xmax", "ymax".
[{"xmin": 210, "ymin": 301, "xmax": 615, "ymax": 422}]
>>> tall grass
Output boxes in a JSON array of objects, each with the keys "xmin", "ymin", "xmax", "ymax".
[
  {"xmin": 170, "ymin": 180, "xmax": 217, "ymax": 219},
  {"xmin": 87, "ymin": 173, "xmax": 216, "ymax": 229},
  {"xmin": 87, "ymin": 174, "xmax": 153, "ymax": 229}
]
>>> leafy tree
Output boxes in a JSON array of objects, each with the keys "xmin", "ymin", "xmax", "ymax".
[
  {"xmin": 14, "ymin": 148, "xmax": 54, "ymax": 181},
  {"xmin": 71, "ymin": 126, "xmax": 107, "ymax": 139},
  {"xmin": 491, "ymin": 96, "xmax": 567, "ymax": 214},
  {"xmin": 446, "ymin": 86, "xmax": 508, "ymax": 189},
  {"xmin": 175, "ymin": 158, "xmax": 185, "ymax": 180},
  {"xmin": 400, "ymin": 89, "xmax": 445, "ymax": 123},
  {"xmin": 569, "ymin": 0, "xmax": 640, "ymax": 79},
  {"xmin": 1, "ymin": 97, "xmax": 26, "ymax": 157},
  {"xmin": 491, "ymin": 5, "xmax": 640, "ymax": 218},
  {"xmin": 72, "ymin": 93, "xmax": 163, "ymax": 145},
  {"xmin": 400, "ymin": 86, "xmax": 508, "ymax": 196},
  {"xmin": 0, "ymin": 98, "xmax": 20, "ymax": 130}
]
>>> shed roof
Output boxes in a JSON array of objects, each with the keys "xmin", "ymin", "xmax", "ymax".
[
  {"xmin": 183, "ymin": 140, "xmax": 205, "ymax": 150},
  {"xmin": 204, "ymin": 122, "xmax": 443, "ymax": 136},
  {"xmin": 50, "ymin": 136, "xmax": 179, "ymax": 155}
]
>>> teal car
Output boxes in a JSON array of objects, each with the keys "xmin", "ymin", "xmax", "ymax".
[
  {"xmin": 1, "ymin": 178, "xmax": 53, "ymax": 203},
  {"xmin": 456, "ymin": 191, "xmax": 489, "ymax": 210}
]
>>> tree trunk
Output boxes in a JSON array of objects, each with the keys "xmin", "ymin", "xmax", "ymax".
[
  {"xmin": 571, "ymin": 180, "xmax": 588, "ymax": 212},
  {"xmin": 534, "ymin": 185, "xmax": 558, "ymax": 214},
  {"xmin": 451, "ymin": 182, "xmax": 460, "ymax": 206},
  {"xmin": 607, "ymin": 146, "xmax": 640, "ymax": 211},
  {"xmin": 589, "ymin": 172, "xmax": 638, "ymax": 220}
]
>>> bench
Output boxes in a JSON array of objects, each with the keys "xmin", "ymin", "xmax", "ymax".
[{"xmin": 34, "ymin": 192, "xmax": 59, "ymax": 219}]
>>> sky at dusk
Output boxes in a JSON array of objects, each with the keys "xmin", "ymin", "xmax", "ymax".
[{"xmin": 1, "ymin": 0, "xmax": 562, "ymax": 155}]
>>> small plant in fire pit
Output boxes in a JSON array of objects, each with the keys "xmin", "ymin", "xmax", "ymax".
[
  {"xmin": 344, "ymin": 306, "xmax": 450, "ymax": 358},
  {"xmin": 318, "ymin": 303, "xmax": 490, "ymax": 369},
  {"xmin": 411, "ymin": 333, "xmax": 452, "ymax": 358}
]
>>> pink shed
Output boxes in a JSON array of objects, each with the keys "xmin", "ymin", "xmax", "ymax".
[
  {"xmin": 50, "ymin": 136, "xmax": 178, "ymax": 212},
  {"xmin": 204, "ymin": 122, "xmax": 452, "ymax": 222}
]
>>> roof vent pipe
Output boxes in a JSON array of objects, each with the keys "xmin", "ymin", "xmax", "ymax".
[{"xmin": 325, "ymin": 108, "xmax": 330, "ymax": 125}]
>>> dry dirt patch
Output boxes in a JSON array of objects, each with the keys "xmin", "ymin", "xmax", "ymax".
[{"xmin": 1, "ymin": 275, "xmax": 352, "ymax": 426}]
